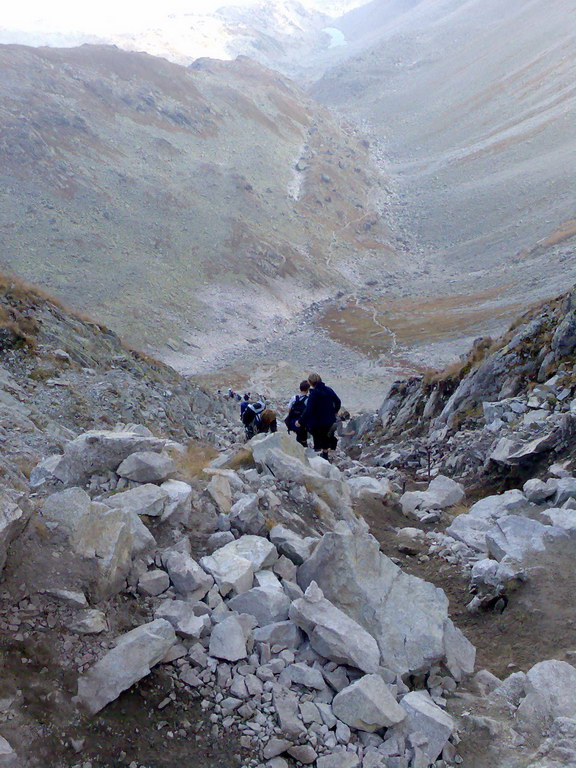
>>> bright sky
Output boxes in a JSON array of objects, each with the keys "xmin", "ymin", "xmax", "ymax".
[{"xmin": 2, "ymin": 0, "xmax": 358, "ymax": 35}]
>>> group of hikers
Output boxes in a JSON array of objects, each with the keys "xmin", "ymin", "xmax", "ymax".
[{"xmin": 240, "ymin": 373, "xmax": 345, "ymax": 461}]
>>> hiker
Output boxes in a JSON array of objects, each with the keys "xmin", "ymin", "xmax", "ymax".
[
  {"xmin": 241, "ymin": 400, "xmax": 265, "ymax": 440},
  {"xmin": 296, "ymin": 372, "xmax": 341, "ymax": 460},
  {"xmin": 240, "ymin": 393, "xmax": 251, "ymax": 417},
  {"xmin": 285, "ymin": 380, "xmax": 310, "ymax": 447}
]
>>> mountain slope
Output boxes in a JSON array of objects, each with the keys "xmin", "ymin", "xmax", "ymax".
[
  {"xmin": 0, "ymin": 43, "xmax": 398, "ymax": 370},
  {"xmin": 313, "ymin": 0, "xmax": 576, "ymax": 291}
]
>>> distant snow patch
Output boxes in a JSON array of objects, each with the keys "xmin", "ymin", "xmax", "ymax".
[{"xmin": 323, "ymin": 27, "xmax": 347, "ymax": 48}]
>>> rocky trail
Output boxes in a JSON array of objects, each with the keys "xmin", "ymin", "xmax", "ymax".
[{"xmin": 1, "ymin": 281, "xmax": 576, "ymax": 768}]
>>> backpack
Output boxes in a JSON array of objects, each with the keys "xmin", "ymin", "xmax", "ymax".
[{"xmin": 285, "ymin": 394, "xmax": 307, "ymax": 431}]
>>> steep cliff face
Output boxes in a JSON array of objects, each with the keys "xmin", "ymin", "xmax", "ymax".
[{"xmin": 0, "ymin": 44, "xmax": 398, "ymax": 370}]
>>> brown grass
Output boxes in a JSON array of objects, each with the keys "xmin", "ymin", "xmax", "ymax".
[
  {"xmin": 174, "ymin": 440, "xmax": 219, "ymax": 480},
  {"xmin": 319, "ymin": 285, "xmax": 520, "ymax": 360}
]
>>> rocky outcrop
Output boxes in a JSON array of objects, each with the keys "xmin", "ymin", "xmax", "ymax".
[{"xmin": 297, "ymin": 529, "xmax": 475, "ymax": 678}]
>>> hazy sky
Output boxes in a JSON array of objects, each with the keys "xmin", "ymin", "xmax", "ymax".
[{"xmin": 2, "ymin": 0, "xmax": 359, "ymax": 35}]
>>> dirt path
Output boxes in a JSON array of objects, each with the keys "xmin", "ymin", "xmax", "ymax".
[{"xmin": 360, "ymin": 498, "xmax": 576, "ymax": 678}]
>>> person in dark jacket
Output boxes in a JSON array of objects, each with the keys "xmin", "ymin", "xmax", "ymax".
[
  {"xmin": 297, "ymin": 372, "xmax": 341, "ymax": 460},
  {"xmin": 284, "ymin": 380, "xmax": 310, "ymax": 447}
]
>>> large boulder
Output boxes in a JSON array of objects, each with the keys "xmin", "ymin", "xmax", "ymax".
[
  {"xmin": 347, "ymin": 476, "xmax": 394, "ymax": 503},
  {"xmin": 159, "ymin": 479, "xmax": 193, "ymax": 523},
  {"xmin": 400, "ymin": 475, "xmax": 465, "ymax": 516},
  {"xmin": 116, "ymin": 451, "xmax": 175, "ymax": 484},
  {"xmin": 228, "ymin": 587, "xmax": 290, "ymax": 626},
  {"xmin": 332, "ymin": 674, "xmax": 406, "ymax": 732},
  {"xmin": 161, "ymin": 550, "xmax": 213, "ymax": 599},
  {"xmin": 269, "ymin": 525, "xmax": 317, "ymax": 565},
  {"xmin": 229, "ymin": 494, "xmax": 266, "ymax": 536},
  {"xmin": 215, "ymin": 535, "xmax": 278, "ymax": 571},
  {"xmin": 541, "ymin": 507, "xmax": 576, "ymax": 532},
  {"xmin": 209, "ymin": 616, "xmax": 248, "ymax": 662},
  {"xmin": 53, "ymin": 429, "xmax": 165, "ymax": 485},
  {"xmin": 200, "ymin": 549, "xmax": 254, "ymax": 597},
  {"xmin": 397, "ymin": 691, "xmax": 455, "ymax": 762},
  {"xmin": 76, "ymin": 619, "xmax": 176, "ymax": 714},
  {"xmin": 289, "ymin": 582, "xmax": 381, "ymax": 673},
  {"xmin": 0, "ymin": 488, "xmax": 30, "ymax": 573},
  {"xmin": 298, "ymin": 530, "xmax": 475, "ymax": 678},
  {"xmin": 107, "ymin": 484, "xmax": 170, "ymax": 517},
  {"xmin": 516, "ymin": 660, "xmax": 576, "ymax": 735},
  {"xmin": 154, "ymin": 600, "xmax": 210, "ymax": 639},
  {"xmin": 41, "ymin": 488, "xmax": 155, "ymax": 600},
  {"xmin": 249, "ymin": 432, "xmax": 354, "ymax": 523},
  {"xmin": 485, "ymin": 516, "xmax": 565, "ymax": 563}
]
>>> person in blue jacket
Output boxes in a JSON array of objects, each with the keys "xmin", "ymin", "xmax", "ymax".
[{"xmin": 296, "ymin": 372, "xmax": 341, "ymax": 460}]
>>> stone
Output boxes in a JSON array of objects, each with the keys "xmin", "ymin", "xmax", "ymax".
[
  {"xmin": 215, "ymin": 535, "xmax": 278, "ymax": 571},
  {"xmin": 550, "ymin": 477, "xmax": 576, "ymax": 505},
  {"xmin": 209, "ymin": 616, "xmax": 248, "ymax": 662},
  {"xmin": 207, "ymin": 531, "xmax": 235, "ymax": 551},
  {"xmin": 443, "ymin": 619, "xmax": 476, "ymax": 681},
  {"xmin": 42, "ymin": 490, "xmax": 155, "ymax": 601},
  {"xmin": 273, "ymin": 555, "xmax": 297, "ymax": 581},
  {"xmin": 229, "ymin": 494, "xmax": 266, "ymax": 536},
  {"xmin": 316, "ymin": 753, "xmax": 360, "ymax": 768},
  {"xmin": 287, "ymin": 745, "xmax": 317, "ymax": 764},
  {"xmin": 159, "ymin": 479, "xmax": 193, "ymax": 523},
  {"xmin": 468, "ymin": 490, "xmax": 528, "ymax": 520},
  {"xmin": 228, "ymin": 587, "xmax": 290, "ymax": 627},
  {"xmin": 0, "ymin": 488, "xmax": 29, "ymax": 573},
  {"xmin": 263, "ymin": 738, "xmax": 292, "ymax": 759},
  {"xmin": 285, "ymin": 662, "xmax": 325, "ymax": 690},
  {"xmin": 445, "ymin": 515, "xmax": 491, "ymax": 553},
  {"xmin": 53, "ymin": 429, "xmax": 164, "ymax": 486},
  {"xmin": 269, "ymin": 525, "xmax": 317, "ymax": 565},
  {"xmin": 290, "ymin": 582, "xmax": 381, "ymax": 673},
  {"xmin": 332, "ymin": 674, "xmax": 406, "ymax": 732},
  {"xmin": 490, "ymin": 671, "xmax": 527, "ymax": 708},
  {"xmin": 298, "ymin": 531, "xmax": 473, "ymax": 677},
  {"xmin": 253, "ymin": 621, "xmax": 304, "ymax": 649},
  {"xmin": 267, "ymin": 759, "xmax": 289, "ymax": 768},
  {"xmin": 516, "ymin": 660, "xmax": 576, "ymax": 734},
  {"xmin": 522, "ymin": 478, "xmax": 554, "ymax": 503},
  {"xmin": 207, "ymin": 474, "xmax": 232, "ymax": 513},
  {"xmin": 30, "ymin": 454, "xmax": 61, "ymax": 487},
  {"xmin": 529, "ymin": 716, "xmax": 576, "ymax": 767},
  {"xmin": 107, "ymin": 484, "xmax": 170, "ymax": 517},
  {"xmin": 117, "ymin": 451, "xmax": 175, "ymax": 483},
  {"xmin": 155, "ymin": 600, "xmax": 210, "ymax": 639},
  {"xmin": 348, "ymin": 476, "xmax": 393, "ymax": 502},
  {"xmin": 273, "ymin": 687, "xmax": 305, "ymax": 738},
  {"xmin": 398, "ymin": 691, "xmax": 455, "ymax": 762},
  {"xmin": 486, "ymin": 516, "xmax": 564, "ymax": 563},
  {"xmin": 0, "ymin": 735, "xmax": 18, "ymax": 768},
  {"xmin": 255, "ymin": 570, "xmax": 284, "ymax": 592},
  {"xmin": 162, "ymin": 550, "xmax": 213, "ymax": 599},
  {"xmin": 200, "ymin": 549, "xmax": 254, "ymax": 597},
  {"xmin": 46, "ymin": 588, "xmax": 88, "ymax": 608},
  {"xmin": 396, "ymin": 528, "xmax": 427, "ymax": 555},
  {"xmin": 490, "ymin": 432, "xmax": 558, "ymax": 466},
  {"xmin": 541, "ymin": 507, "xmax": 576, "ymax": 532},
  {"xmin": 76, "ymin": 619, "xmax": 176, "ymax": 715},
  {"xmin": 138, "ymin": 569, "xmax": 170, "ymax": 596},
  {"xmin": 400, "ymin": 475, "xmax": 464, "ymax": 516},
  {"xmin": 69, "ymin": 609, "xmax": 108, "ymax": 634}
]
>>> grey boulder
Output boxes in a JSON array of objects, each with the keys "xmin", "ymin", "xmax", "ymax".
[
  {"xmin": 298, "ymin": 530, "xmax": 475, "ymax": 677},
  {"xmin": 117, "ymin": 451, "xmax": 175, "ymax": 483},
  {"xmin": 107, "ymin": 483, "xmax": 170, "ymax": 517},
  {"xmin": 398, "ymin": 690, "xmax": 455, "ymax": 761},
  {"xmin": 332, "ymin": 674, "xmax": 406, "ymax": 732},
  {"xmin": 53, "ymin": 429, "xmax": 164, "ymax": 485},
  {"xmin": 76, "ymin": 619, "xmax": 176, "ymax": 714},
  {"xmin": 162, "ymin": 550, "xmax": 213, "ymax": 599},
  {"xmin": 516, "ymin": 660, "xmax": 576, "ymax": 735},
  {"xmin": 228, "ymin": 587, "xmax": 290, "ymax": 627},
  {"xmin": 209, "ymin": 616, "xmax": 248, "ymax": 662},
  {"xmin": 289, "ymin": 582, "xmax": 381, "ymax": 673},
  {"xmin": 269, "ymin": 525, "xmax": 317, "ymax": 565}
]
